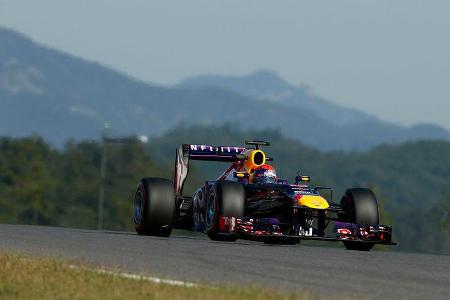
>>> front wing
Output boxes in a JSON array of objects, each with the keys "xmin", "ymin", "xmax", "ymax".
[{"xmin": 219, "ymin": 217, "xmax": 395, "ymax": 245}]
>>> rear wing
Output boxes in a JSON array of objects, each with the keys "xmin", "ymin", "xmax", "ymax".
[
  {"xmin": 174, "ymin": 144, "xmax": 246, "ymax": 195},
  {"xmin": 186, "ymin": 144, "xmax": 246, "ymax": 161}
]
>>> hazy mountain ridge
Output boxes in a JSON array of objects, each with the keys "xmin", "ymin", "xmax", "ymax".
[
  {"xmin": 1, "ymin": 27, "xmax": 449, "ymax": 150},
  {"xmin": 180, "ymin": 70, "xmax": 379, "ymax": 126}
]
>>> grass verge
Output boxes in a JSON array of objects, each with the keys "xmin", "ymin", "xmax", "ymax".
[{"xmin": 0, "ymin": 252, "xmax": 317, "ymax": 300}]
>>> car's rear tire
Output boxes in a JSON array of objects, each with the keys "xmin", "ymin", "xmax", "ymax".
[
  {"xmin": 134, "ymin": 177, "xmax": 175, "ymax": 237},
  {"xmin": 205, "ymin": 181, "xmax": 245, "ymax": 241},
  {"xmin": 340, "ymin": 188, "xmax": 379, "ymax": 251}
]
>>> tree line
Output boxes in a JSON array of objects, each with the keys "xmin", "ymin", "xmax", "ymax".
[
  {"xmin": 0, "ymin": 128, "xmax": 449, "ymax": 254},
  {"xmin": 0, "ymin": 136, "xmax": 168, "ymax": 231}
]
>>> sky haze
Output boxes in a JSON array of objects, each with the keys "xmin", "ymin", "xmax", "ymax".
[{"xmin": 1, "ymin": 0, "xmax": 449, "ymax": 129}]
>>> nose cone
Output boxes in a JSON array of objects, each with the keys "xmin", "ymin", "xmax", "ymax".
[{"xmin": 296, "ymin": 195, "xmax": 329, "ymax": 209}]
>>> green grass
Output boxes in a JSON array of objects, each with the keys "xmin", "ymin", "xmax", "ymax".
[{"xmin": 0, "ymin": 252, "xmax": 319, "ymax": 300}]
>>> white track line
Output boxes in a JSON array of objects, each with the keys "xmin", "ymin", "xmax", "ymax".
[{"xmin": 68, "ymin": 265, "xmax": 197, "ymax": 288}]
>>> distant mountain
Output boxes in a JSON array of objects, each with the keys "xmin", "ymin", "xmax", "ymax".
[
  {"xmin": 180, "ymin": 71, "xmax": 450, "ymax": 146},
  {"xmin": 1, "ymin": 27, "xmax": 449, "ymax": 150},
  {"xmin": 180, "ymin": 70, "xmax": 377, "ymax": 126}
]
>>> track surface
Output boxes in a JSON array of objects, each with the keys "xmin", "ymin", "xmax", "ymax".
[{"xmin": 0, "ymin": 225, "xmax": 449, "ymax": 299}]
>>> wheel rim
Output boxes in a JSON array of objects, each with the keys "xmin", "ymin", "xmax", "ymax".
[
  {"xmin": 206, "ymin": 192, "xmax": 216, "ymax": 229},
  {"xmin": 134, "ymin": 185, "xmax": 144, "ymax": 225}
]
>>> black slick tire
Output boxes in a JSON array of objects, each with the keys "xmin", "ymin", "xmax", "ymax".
[
  {"xmin": 134, "ymin": 177, "xmax": 175, "ymax": 237},
  {"xmin": 340, "ymin": 188, "xmax": 379, "ymax": 251},
  {"xmin": 205, "ymin": 181, "xmax": 245, "ymax": 241}
]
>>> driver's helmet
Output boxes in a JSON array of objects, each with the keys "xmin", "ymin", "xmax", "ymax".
[{"xmin": 252, "ymin": 164, "xmax": 277, "ymax": 184}]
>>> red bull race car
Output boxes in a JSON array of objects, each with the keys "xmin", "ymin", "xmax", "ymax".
[{"xmin": 133, "ymin": 140, "xmax": 395, "ymax": 251}]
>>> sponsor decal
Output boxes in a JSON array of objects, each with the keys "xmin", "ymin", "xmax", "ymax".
[
  {"xmin": 360, "ymin": 228, "xmax": 369, "ymax": 237},
  {"xmin": 189, "ymin": 145, "xmax": 245, "ymax": 157},
  {"xmin": 219, "ymin": 216, "xmax": 237, "ymax": 232},
  {"xmin": 292, "ymin": 189, "xmax": 314, "ymax": 195},
  {"xmin": 337, "ymin": 228, "xmax": 352, "ymax": 238},
  {"xmin": 230, "ymin": 217, "xmax": 236, "ymax": 232},
  {"xmin": 299, "ymin": 227, "xmax": 313, "ymax": 237},
  {"xmin": 190, "ymin": 144, "xmax": 216, "ymax": 152},
  {"xmin": 220, "ymin": 146, "xmax": 244, "ymax": 153}
]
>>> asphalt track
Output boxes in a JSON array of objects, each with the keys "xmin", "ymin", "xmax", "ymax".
[{"xmin": 0, "ymin": 224, "xmax": 449, "ymax": 299}]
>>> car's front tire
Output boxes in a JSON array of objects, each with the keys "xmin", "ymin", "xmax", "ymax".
[{"xmin": 339, "ymin": 188, "xmax": 379, "ymax": 251}]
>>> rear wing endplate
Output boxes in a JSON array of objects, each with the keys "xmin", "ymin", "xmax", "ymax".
[{"xmin": 174, "ymin": 144, "xmax": 246, "ymax": 195}]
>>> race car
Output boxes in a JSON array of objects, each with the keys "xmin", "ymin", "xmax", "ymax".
[{"xmin": 133, "ymin": 140, "xmax": 395, "ymax": 250}]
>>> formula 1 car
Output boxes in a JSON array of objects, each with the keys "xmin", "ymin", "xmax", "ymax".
[{"xmin": 133, "ymin": 140, "xmax": 395, "ymax": 250}]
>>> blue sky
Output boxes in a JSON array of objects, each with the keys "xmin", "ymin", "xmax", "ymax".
[{"xmin": 1, "ymin": 0, "xmax": 449, "ymax": 129}]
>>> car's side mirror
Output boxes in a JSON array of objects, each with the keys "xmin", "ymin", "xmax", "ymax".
[
  {"xmin": 295, "ymin": 174, "xmax": 310, "ymax": 185},
  {"xmin": 233, "ymin": 172, "xmax": 249, "ymax": 179}
]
